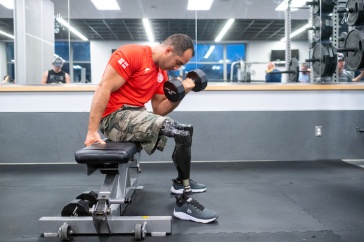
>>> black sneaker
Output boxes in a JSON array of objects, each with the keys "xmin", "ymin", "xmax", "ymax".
[
  {"xmin": 173, "ymin": 194, "xmax": 218, "ymax": 223},
  {"xmin": 170, "ymin": 179, "xmax": 207, "ymax": 194}
]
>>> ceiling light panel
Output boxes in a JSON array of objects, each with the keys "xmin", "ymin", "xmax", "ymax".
[
  {"xmin": 187, "ymin": 0, "xmax": 214, "ymax": 10},
  {"xmin": 91, "ymin": 0, "xmax": 120, "ymax": 10}
]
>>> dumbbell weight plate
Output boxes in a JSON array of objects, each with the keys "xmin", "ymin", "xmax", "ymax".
[
  {"xmin": 76, "ymin": 191, "xmax": 98, "ymax": 206},
  {"xmin": 186, "ymin": 69, "xmax": 208, "ymax": 92},
  {"xmin": 61, "ymin": 199, "xmax": 90, "ymax": 217},
  {"xmin": 164, "ymin": 79, "xmax": 185, "ymax": 102}
]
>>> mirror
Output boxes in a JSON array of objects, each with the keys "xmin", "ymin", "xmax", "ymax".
[{"xmin": 0, "ymin": 0, "xmax": 323, "ymax": 85}]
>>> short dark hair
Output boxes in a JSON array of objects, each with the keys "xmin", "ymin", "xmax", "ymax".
[{"xmin": 163, "ymin": 34, "xmax": 195, "ymax": 57}]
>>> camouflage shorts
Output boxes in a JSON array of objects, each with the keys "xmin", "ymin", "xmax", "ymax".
[{"xmin": 99, "ymin": 105, "xmax": 173, "ymax": 155}]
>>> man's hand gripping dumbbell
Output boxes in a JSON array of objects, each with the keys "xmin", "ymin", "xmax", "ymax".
[{"xmin": 163, "ymin": 69, "xmax": 208, "ymax": 102}]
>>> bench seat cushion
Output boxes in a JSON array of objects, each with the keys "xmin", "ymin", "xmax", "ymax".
[{"xmin": 75, "ymin": 141, "xmax": 138, "ymax": 164}]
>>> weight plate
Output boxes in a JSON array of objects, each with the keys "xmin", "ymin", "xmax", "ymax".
[
  {"xmin": 313, "ymin": 16, "xmax": 333, "ymax": 41},
  {"xmin": 312, "ymin": 42, "xmax": 336, "ymax": 77},
  {"xmin": 344, "ymin": 29, "xmax": 364, "ymax": 70},
  {"xmin": 326, "ymin": 43, "xmax": 337, "ymax": 77},
  {"xmin": 313, "ymin": 0, "xmax": 335, "ymax": 14},
  {"xmin": 312, "ymin": 0, "xmax": 320, "ymax": 15},
  {"xmin": 288, "ymin": 58, "xmax": 299, "ymax": 82},
  {"xmin": 339, "ymin": 32, "xmax": 347, "ymax": 49},
  {"xmin": 346, "ymin": 0, "xmax": 364, "ymax": 26}
]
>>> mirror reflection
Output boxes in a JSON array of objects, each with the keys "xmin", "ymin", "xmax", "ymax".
[{"xmin": 1, "ymin": 0, "xmax": 362, "ymax": 85}]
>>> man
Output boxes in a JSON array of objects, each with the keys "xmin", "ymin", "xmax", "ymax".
[
  {"xmin": 41, "ymin": 57, "xmax": 70, "ymax": 84},
  {"xmin": 265, "ymin": 62, "xmax": 282, "ymax": 82},
  {"xmin": 298, "ymin": 63, "xmax": 310, "ymax": 83},
  {"xmin": 84, "ymin": 34, "xmax": 218, "ymax": 223},
  {"xmin": 337, "ymin": 53, "xmax": 364, "ymax": 82}
]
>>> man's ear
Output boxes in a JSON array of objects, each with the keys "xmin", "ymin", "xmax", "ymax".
[{"xmin": 165, "ymin": 46, "xmax": 173, "ymax": 54}]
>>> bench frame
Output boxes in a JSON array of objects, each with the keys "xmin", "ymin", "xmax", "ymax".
[{"xmin": 39, "ymin": 142, "xmax": 172, "ymax": 240}]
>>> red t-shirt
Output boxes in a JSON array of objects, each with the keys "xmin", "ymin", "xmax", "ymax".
[{"xmin": 102, "ymin": 44, "xmax": 168, "ymax": 117}]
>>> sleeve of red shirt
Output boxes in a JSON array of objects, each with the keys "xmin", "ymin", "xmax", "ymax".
[
  {"xmin": 108, "ymin": 45, "xmax": 141, "ymax": 82},
  {"xmin": 156, "ymin": 71, "xmax": 168, "ymax": 95}
]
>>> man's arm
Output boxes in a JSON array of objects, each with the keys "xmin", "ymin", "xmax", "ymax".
[
  {"xmin": 353, "ymin": 70, "xmax": 364, "ymax": 82},
  {"xmin": 65, "ymin": 73, "xmax": 71, "ymax": 83},
  {"xmin": 151, "ymin": 78, "xmax": 195, "ymax": 116},
  {"xmin": 41, "ymin": 71, "xmax": 48, "ymax": 84},
  {"xmin": 84, "ymin": 64, "xmax": 126, "ymax": 146}
]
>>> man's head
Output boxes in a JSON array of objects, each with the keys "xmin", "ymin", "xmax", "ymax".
[
  {"xmin": 267, "ymin": 62, "xmax": 275, "ymax": 72},
  {"xmin": 337, "ymin": 53, "xmax": 345, "ymax": 70},
  {"xmin": 53, "ymin": 57, "xmax": 64, "ymax": 71},
  {"xmin": 301, "ymin": 63, "xmax": 309, "ymax": 74},
  {"xmin": 157, "ymin": 34, "xmax": 195, "ymax": 71}
]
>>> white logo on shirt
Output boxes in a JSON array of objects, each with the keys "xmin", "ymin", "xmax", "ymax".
[
  {"xmin": 118, "ymin": 58, "xmax": 129, "ymax": 69},
  {"xmin": 144, "ymin": 68, "xmax": 150, "ymax": 72},
  {"xmin": 157, "ymin": 73, "xmax": 164, "ymax": 82}
]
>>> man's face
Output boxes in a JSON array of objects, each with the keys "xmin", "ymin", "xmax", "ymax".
[
  {"xmin": 160, "ymin": 47, "xmax": 193, "ymax": 71},
  {"xmin": 53, "ymin": 65, "xmax": 62, "ymax": 72},
  {"xmin": 337, "ymin": 60, "xmax": 344, "ymax": 69}
]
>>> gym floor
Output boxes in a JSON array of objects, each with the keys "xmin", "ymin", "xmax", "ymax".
[{"xmin": 1, "ymin": 160, "xmax": 364, "ymax": 242}]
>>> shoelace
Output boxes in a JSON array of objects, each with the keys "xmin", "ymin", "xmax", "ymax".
[{"xmin": 186, "ymin": 197, "xmax": 205, "ymax": 211}]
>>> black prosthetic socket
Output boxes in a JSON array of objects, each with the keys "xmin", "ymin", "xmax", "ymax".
[
  {"xmin": 159, "ymin": 119, "xmax": 192, "ymax": 180},
  {"xmin": 173, "ymin": 121, "xmax": 194, "ymax": 137}
]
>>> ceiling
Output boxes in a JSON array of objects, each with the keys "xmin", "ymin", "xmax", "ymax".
[{"xmin": 0, "ymin": 0, "xmax": 310, "ymax": 42}]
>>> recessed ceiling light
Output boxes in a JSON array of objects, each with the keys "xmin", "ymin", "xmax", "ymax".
[
  {"xmin": 0, "ymin": 0, "xmax": 14, "ymax": 9},
  {"xmin": 187, "ymin": 0, "xmax": 214, "ymax": 11},
  {"xmin": 91, "ymin": 0, "xmax": 120, "ymax": 10}
]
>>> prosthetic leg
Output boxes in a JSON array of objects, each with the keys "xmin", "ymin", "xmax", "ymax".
[
  {"xmin": 159, "ymin": 120, "xmax": 218, "ymax": 223},
  {"xmin": 160, "ymin": 119, "xmax": 192, "ymax": 193}
]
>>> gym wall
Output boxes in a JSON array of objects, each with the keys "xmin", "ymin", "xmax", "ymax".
[{"xmin": 1, "ymin": 89, "xmax": 364, "ymax": 164}]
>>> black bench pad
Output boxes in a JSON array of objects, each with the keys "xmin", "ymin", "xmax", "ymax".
[{"xmin": 75, "ymin": 141, "xmax": 138, "ymax": 164}]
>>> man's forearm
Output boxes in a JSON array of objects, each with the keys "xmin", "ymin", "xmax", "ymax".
[
  {"xmin": 87, "ymin": 86, "xmax": 111, "ymax": 132},
  {"xmin": 154, "ymin": 99, "xmax": 180, "ymax": 116}
]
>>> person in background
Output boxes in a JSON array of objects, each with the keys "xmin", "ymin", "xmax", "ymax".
[
  {"xmin": 337, "ymin": 53, "xmax": 364, "ymax": 82},
  {"xmin": 2, "ymin": 75, "xmax": 13, "ymax": 84},
  {"xmin": 265, "ymin": 62, "xmax": 282, "ymax": 83},
  {"xmin": 354, "ymin": 70, "xmax": 364, "ymax": 81},
  {"xmin": 298, "ymin": 63, "xmax": 310, "ymax": 83},
  {"xmin": 41, "ymin": 57, "xmax": 70, "ymax": 84}
]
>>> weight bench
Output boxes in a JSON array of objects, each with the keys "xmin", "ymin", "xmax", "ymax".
[{"xmin": 39, "ymin": 141, "xmax": 172, "ymax": 241}]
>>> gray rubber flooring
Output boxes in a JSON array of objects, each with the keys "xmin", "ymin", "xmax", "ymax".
[{"xmin": 1, "ymin": 160, "xmax": 364, "ymax": 242}]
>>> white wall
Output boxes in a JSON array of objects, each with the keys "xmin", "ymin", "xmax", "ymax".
[
  {"xmin": 246, "ymin": 40, "xmax": 310, "ymax": 81},
  {"xmin": 90, "ymin": 40, "xmax": 156, "ymax": 84},
  {"xmin": 90, "ymin": 40, "xmax": 310, "ymax": 84}
]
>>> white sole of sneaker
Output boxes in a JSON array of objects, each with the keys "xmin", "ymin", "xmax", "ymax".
[
  {"xmin": 170, "ymin": 187, "xmax": 207, "ymax": 195},
  {"xmin": 173, "ymin": 210, "xmax": 217, "ymax": 223}
]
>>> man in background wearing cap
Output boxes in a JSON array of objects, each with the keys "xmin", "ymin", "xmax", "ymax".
[
  {"xmin": 337, "ymin": 53, "xmax": 364, "ymax": 82},
  {"xmin": 41, "ymin": 57, "xmax": 70, "ymax": 84}
]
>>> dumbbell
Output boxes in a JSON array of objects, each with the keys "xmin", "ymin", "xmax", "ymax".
[
  {"xmin": 61, "ymin": 191, "xmax": 98, "ymax": 217},
  {"xmin": 164, "ymin": 69, "xmax": 208, "ymax": 102}
]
